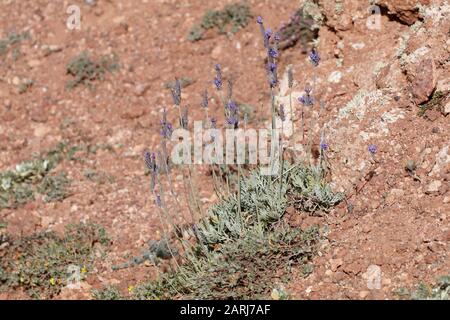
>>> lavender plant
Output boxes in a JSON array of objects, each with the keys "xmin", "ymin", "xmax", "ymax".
[{"xmin": 138, "ymin": 13, "xmax": 345, "ymax": 300}]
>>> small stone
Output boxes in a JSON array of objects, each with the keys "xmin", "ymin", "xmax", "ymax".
[
  {"xmin": 121, "ymin": 106, "xmax": 145, "ymax": 119},
  {"xmin": 211, "ymin": 45, "xmax": 223, "ymax": 59},
  {"xmin": 363, "ymin": 265, "xmax": 382, "ymax": 290},
  {"xmin": 425, "ymin": 180, "xmax": 442, "ymax": 194},
  {"xmin": 329, "ymin": 258, "xmax": 343, "ymax": 272},
  {"xmin": 359, "ymin": 290, "xmax": 370, "ymax": 299},
  {"xmin": 33, "ymin": 124, "xmax": 51, "ymax": 138},
  {"xmin": 12, "ymin": 76, "xmax": 21, "ymax": 86},
  {"xmin": 28, "ymin": 59, "xmax": 41, "ymax": 68},
  {"xmin": 328, "ymin": 71, "xmax": 342, "ymax": 84},
  {"xmin": 410, "ymin": 59, "xmax": 437, "ymax": 105},
  {"xmin": 443, "ymin": 100, "xmax": 450, "ymax": 116},
  {"xmin": 134, "ymin": 83, "xmax": 150, "ymax": 96},
  {"xmin": 325, "ymin": 269, "xmax": 333, "ymax": 277}
]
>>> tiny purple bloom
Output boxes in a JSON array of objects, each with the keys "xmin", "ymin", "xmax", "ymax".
[
  {"xmin": 214, "ymin": 64, "xmax": 222, "ymax": 90},
  {"xmin": 309, "ymin": 50, "xmax": 320, "ymax": 67},
  {"xmin": 257, "ymin": 16, "xmax": 263, "ymax": 24},
  {"xmin": 210, "ymin": 117, "xmax": 217, "ymax": 129},
  {"xmin": 155, "ymin": 194, "xmax": 162, "ymax": 207},
  {"xmin": 320, "ymin": 142, "xmax": 329, "ymax": 151},
  {"xmin": 368, "ymin": 144, "xmax": 377, "ymax": 155},
  {"xmin": 299, "ymin": 93, "xmax": 314, "ymax": 106}
]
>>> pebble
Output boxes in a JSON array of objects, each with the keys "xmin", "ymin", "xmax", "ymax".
[
  {"xmin": 329, "ymin": 258, "xmax": 343, "ymax": 272},
  {"xmin": 425, "ymin": 180, "xmax": 442, "ymax": 193}
]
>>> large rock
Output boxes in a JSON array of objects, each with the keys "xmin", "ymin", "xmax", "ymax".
[
  {"xmin": 409, "ymin": 58, "xmax": 437, "ymax": 105},
  {"xmin": 378, "ymin": 0, "xmax": 431, "ymax": 25}
]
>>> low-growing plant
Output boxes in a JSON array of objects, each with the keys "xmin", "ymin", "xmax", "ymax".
[
  {"xmin": 132, "ymin": 162, "xmax": 339, "ymax": 299},
  {"xmin": 66, "ymin": 52, "xmax": 119, "ymax": 89},
  {"xmin": 135, "ymin": 14, "xmax": 344, "ymax": 301},
  {"xmin": 0, "ymin": 31, "xmax": 29, "ymax": 58},
  {"xmin": 92, "ymin": 286, "xmax": 124, "ymax": 300},
  {"xmin": 0, "ymin": 223, "xmax": 109, "ymax": 299},
  {"xmin": 188, "ymin": 2, "xmax": 252, "ymax": 42},
  {"xmin": 276, "ymin": 6, "xmax": 319, "ymax": 52},
  {"xmin": 411, "ymin": 275, "xmax": 450, "ymax": 300},
  {"xmin": 0, "ymin": 143, "xmax": 71, "ymax": 209},
  {"xmin": 418, "ymin": 90, "xmax": 450, "ymax": 117},
  {"xmin": 37, "ymin": 172, "xmax": 71, "ymax": 203}
]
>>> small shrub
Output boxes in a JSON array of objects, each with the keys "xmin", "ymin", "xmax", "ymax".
[
  {"xmin": 0, "ymin": 143, "xmax": 70, "ymax": 209},
  {"xmin": 411, "ymin": 275, "xmax": 450, "ymax": 300},
  {"xmin": 133, "ymin": 163, "xmax": 340, "ymax": 300},
  {"xmin": 0, "ymin": 223, "xmax": 109, "ymax": 299},
  {"xmin": 277, "ymin": 7, "xmax": 319, "ymax": 52},
  {"xmin": 188, "ymin": 2, "xmax": 252, "ymax": 42},
  {"xmin": 0, "ymin": 31, "xmax": 29, "ymax": 57},
  {"xmin": 37, "ymin": 172, "xmax": 71, "ymax": 202},
  {"xmin": 288, "ymin": 165, "xmax": 344, "ymax": 215},
  {"xmin": 66, "ymin": 52, "xmax": 119, "ymax": 89},
  {"xmin": 92, "ymin": 286, "xmax": 124, "ymax": 300},
  {"xmin": 418, "ymin": 90, "xmax": 450, "ymax": 117}
]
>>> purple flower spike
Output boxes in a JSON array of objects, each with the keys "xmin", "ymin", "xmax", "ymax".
[
  {"xmin": 264, "ymin": 28, "xmax": 272, "ymax": 40},
  {"xmin": 227, "ymin": 101, "xmax": 238, "ymax": 112},
  {"xmin": 268, "ymin": 47, "xmax": 278, "ymax": 58},
  {"xmin": 155, "ymin": 194, "xmax": 162, "ymax": 207},
  {"xmin": 214, "ymin": 64, "xmax": 222, "ymax": 91},
  {"xmin": 278, "ymin": 104, "xmax": 286, "ymax": 122},
  {"xmin": 144, "ymin": 151, "xmax": 157, "ymax": 172},
  {"xmin": 257, "ymin": 16, "xmax": 263, "ymax": 24},
  {"xmin": 368, "ymin": 144, "xmax": 377, "ymax": 155},
  {"xmin": 226, "ymin": 115, "xmax": 239, "ymax": 128},
  {"xmin": 299, "ymin": 94, "xmax": 314, "ymax": 106},
  {"xmin": 320, "ymin": 142, "xmax": 329, "ymax": 151},
  {"xmin": 309, "ymin": 49, "xmax": 320, "ymax": 67},
  {"xmin": 160, "ymin": 109, "xmax": 173, "ymax": 139},
  {"xmin": 210, "ymin": 117, "xmax": 217, "ymax": 129}
]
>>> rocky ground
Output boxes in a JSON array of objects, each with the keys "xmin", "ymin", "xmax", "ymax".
[{"xmin": 0, "ymin": 0, "xmax": 448, "ymax": 300}]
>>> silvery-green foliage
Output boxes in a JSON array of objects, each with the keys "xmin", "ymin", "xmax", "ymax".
[
  {"xmin": 199, "ymin": 169, "xmax": 288, "ymax": 245},
  {"xmin": 289, "ymin": 164, "xmax": 344, "ymax": 214},
  {"xmin": 412, "ymin": 275, "xmax": 450, "ymax": 300}
]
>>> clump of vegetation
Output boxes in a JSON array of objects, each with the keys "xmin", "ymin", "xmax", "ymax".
[
  {"xmin": 0, "ymin": 223, "xmax": 109, "ymax": 299},
  {"xmin": 411, "ymin": 275, "xmax": 450, "ymax": 300},
  {"xmin": 288, "ymin": 165, "xmax": 344, "ymax": 214},
  {"xmin": 0, "ymin": 31, "xmax": 29, "ymax": 59},
  {"xmin": 92, "ymin": 286, "xmax": 124, "ymax": 300},
  {"xmin": 0, "ymin": 143, "xmax": 71, "ymax": 209},
  {"xmin": 188, "ymin": 2, "xmax": 252, "ymax": 41},
  {"xmin": 37, "ymin": 173, "xmax": 71, "ymax": 202},
  {"xmin": 132, "ymin": 163, "xmax": 340, "ymax": 300},
  {"xmin": 418, "ymin": 90, "xmax": 450, "ymax": 116},
  {"xmin": 276, "ymin": 6, "xmax": 320, "ymax": 52},
  {"xmin": 66, "ymin": 52, "xmax": 119, "ymax": 89}
]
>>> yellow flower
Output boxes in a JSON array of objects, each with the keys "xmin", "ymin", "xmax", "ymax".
[
  {"xmin": 128, "ymin": 285, "xmax": 134, "ymax": 293},
  {"xmin": 81, "ymin": 266, "xmax": 88, "ymax": 274},
  {"xmin": 49, "ymin": 278, "xmax": 56, "ymax": 286}
]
